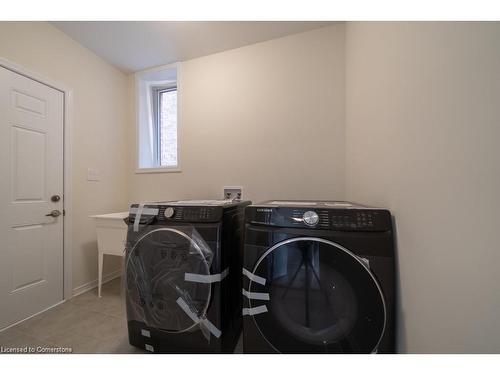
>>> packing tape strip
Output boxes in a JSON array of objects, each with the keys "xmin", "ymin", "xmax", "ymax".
[
  {"xmin": 129, "ymin": 206, "xmax": 160, "ymax": 216},
  {"xmin": 131, "ymin": 205, "xmax": 159, "ymax": 232},
  {"xmin": 242, "ymin": 288, "xmax": 270, "ymax": 301},
  {"xmin": 185, "ymin": 268, "xmax": 229, "ymax": 284},
  {"xmin": 242, "ymin": 268, "xmax": 266, "ymax": 286},
  {"xmin": 176, "ymin": 297, "xmax": 221, "ymax": 338},
  {"xmin": 133, "ymin": 203, "xmax": 145, "ymax": 232},
  {"xmin": 242, "ymin": 305, "xmax": 268, "ymax": 316}
]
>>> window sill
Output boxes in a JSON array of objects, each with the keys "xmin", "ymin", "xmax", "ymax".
[{"xmin": 135, "ymin": 167, "xmax": 182, "ymax": 174}]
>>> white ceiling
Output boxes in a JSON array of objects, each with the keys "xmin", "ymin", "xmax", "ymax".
[{"xmin": 51, "ymin": 21, "xmax": 333, "ymax": 73}]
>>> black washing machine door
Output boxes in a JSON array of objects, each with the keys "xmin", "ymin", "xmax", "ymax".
[
  {"xmin": 126, "ymin": 227, "xmax": 212, "ymax": 333},
  {"xmin": 247, "ymin": 237, "xmax": 386, "ymax": 353}
]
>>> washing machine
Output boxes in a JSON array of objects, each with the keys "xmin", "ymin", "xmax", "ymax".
[
  {"xmin": 125, "ymin": 199, "xmax": 250, "ymax": 353},
  {"xmin": 242, "ymin": 200, "xmax": 395, "ymax": 353}
]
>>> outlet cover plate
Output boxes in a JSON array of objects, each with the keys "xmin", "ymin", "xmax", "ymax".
[
  {"xmin": 87, "ymin": 168, "xmax": 100, "ymax": 181},
  {"xmin": 223, "ymin": 186, "xmax": 242, "ymax": 200}
]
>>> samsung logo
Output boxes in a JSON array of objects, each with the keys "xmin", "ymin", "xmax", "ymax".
[{"xmin": 256, "ymin": 208, "xmax": 273, "ymax": 213}]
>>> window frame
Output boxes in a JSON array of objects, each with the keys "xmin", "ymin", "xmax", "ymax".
[{"xmin": 135, "ymin": 62, "xmax": 181, "ymax": 174}]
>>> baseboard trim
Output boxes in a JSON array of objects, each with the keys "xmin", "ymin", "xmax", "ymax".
[{"xmin": 71, "ymin": 269, "xmax": 122, "ymax": 298}]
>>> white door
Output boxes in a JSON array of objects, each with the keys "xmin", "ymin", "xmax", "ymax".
[{"xmin": 0, "ymin": 66, "xmax": 64, "ymax": 330}]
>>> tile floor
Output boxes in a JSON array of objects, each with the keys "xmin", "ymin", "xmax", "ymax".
[{"xmin": 0, "ymin": 278, "xmax": 243, "ymax": 354}]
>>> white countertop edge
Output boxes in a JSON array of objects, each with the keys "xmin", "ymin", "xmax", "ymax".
[{"xmin": 90, "ymin": 212, "xmax": 129, "ymax": 220}]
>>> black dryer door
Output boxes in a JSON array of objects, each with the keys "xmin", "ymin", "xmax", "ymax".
[{"xmin": 246, "ymin": 237, "xmax": 386, "ymax": 353}]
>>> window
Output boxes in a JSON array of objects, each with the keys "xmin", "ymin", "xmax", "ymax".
[
  {"xmin": 136, "ymin": 63, "xmax": 180, "ymax": 172},
  {"xmin": 152, "ymin": 87, "xmax": 177, "ymax": 167}
]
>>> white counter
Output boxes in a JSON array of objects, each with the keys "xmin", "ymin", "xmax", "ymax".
[{"xmin": 90, "ymin": 211, "xmax": 129, "ymax": 297}]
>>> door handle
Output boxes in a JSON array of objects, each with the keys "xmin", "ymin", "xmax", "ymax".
[{"xmin": 46, "ymin": 210, "xmax": 62, "ymax": 218}]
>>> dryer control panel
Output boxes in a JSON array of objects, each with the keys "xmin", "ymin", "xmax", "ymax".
[
  {"xmin": 246, "ymin": 204, "xmax": 392, "ymax": 232},
  {"xmin": 127, "ymin": 204, "xmax": 224, "ymax": 223},
  {"xmin": 158, "ymin": 205, "xmax": 221, "ymax": 222},
  {"xmin": 127, "ymin": 201, "xmax": 251, "ymax": 224}
]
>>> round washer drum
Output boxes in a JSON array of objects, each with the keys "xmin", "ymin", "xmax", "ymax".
[
  {"xmin": 247, "ymin": 237, "xmax": 386, "ymax": 353},
  {"xmin": 126, "ymin": 228, "xmax": 212, "ymax": 333}
]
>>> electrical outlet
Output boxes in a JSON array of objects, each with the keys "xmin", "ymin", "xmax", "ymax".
[{"xmin": 223, "ymin": 186, "xmax": 242, "ymax": 201}]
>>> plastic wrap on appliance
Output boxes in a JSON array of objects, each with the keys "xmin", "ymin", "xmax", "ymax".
[
  {"xmin": 176, "ymin": 297, "xmax": 221, "ymax": 339},
  {"xmin": 125, "ymin": 222, "xmax": 217, "ymax": 341},
  {"xmin": 126, "ymin": 204, "xmax": 159, "ymax": 230}
]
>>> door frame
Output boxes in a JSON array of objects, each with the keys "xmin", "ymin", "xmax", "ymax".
[{"xmin": 0, "ymin": 57, "xmax": 73, "ymax": 301}]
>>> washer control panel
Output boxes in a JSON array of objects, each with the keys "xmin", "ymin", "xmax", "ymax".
[
  {"xmin": 331, "ymin": 211, "xmax": 376, "ymax": 229},
  {"xmin": 247, "ymin": 206, "xmax": 391, "ymax": 232}
]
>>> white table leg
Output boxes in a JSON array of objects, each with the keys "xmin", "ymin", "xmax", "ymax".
[{"xmin": 98, "ymin": 251, "xmax": 103, "ymax": 298}]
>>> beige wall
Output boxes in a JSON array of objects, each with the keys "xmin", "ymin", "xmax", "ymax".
[
  {"xmin": 128, "ymin": 24, "xmax": 346, "ymax": 203},
  {"xmin": 345, "ymin": 22, "xmax": 500, "ymax": 353},
  {"xmin": 0, "ymin": 22, "xmax": 130, "ymax": 291}
]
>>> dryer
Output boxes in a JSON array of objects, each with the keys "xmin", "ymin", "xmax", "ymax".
[
  {"xmin": 242, "ymin": 200, "xmax": 395, "ymax": 353},
  {"xmin": 125, "ymin": 200, "xmax": 250, "ymax": 353}
]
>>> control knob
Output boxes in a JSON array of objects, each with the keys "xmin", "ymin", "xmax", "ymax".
[
  {"xmin": 303, "ymin": 211, "xmax": 319, "ymax": 226},
  {"xmin": 164, "ymin": 207, "xmax": 175, "ymax": 218}
]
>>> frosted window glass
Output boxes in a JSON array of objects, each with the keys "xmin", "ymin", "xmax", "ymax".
[{"xmin": 159, "ymin": 90, "xmax": 178, "ymax": 167}]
